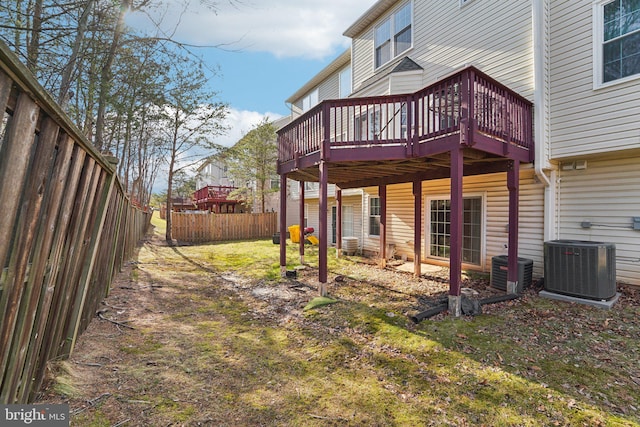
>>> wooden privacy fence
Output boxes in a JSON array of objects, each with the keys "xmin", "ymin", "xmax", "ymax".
[
  {"xmin": 0, "ymin": 41, "xmax": 151, "ymax": 403},
  {"xmin": 172, "ymin": 212, "xmax": 278, "ymax": 243}
]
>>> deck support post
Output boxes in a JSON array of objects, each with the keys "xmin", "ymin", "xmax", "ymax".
[
  {"xmin": 318, "ymin": 161, "xmax": 328, "ymax": 295},
  {"xmin": 507, "ymin": 160, "xmax": 520, "ymax": 294},
  {"xmin": 279, "ymin": 174, "xmax": 287, "ymax": 277},
  {"xmin": 379, "ymin": 184, "xmax": 387, "ymax": 268},
  {"xmin": 413, "ymin": 179, "xmax": 422, "ymax": 277},
  {"xmin": 449, "ymin": 147, "xmax": 464, "ymax": 317},
  {"xmin": 336, "ymin": 188, "xmax": 342, "ymax": 258},
  {"xmin": 299, "ymin": 181, "xmax": 305, "ymax": 264}
]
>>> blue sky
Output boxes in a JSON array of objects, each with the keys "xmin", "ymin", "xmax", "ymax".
[{"xmin": 127, "ymin": 0, "xmax": 378, "ymax": 147}]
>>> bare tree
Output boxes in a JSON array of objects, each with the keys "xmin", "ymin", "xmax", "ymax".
[
  {"xmin": 227, "ymin": 118, "xmax": 278, "ymax": 213},
  {"xmin": 0, "ymin": 0, "xmax": 243, "ymax": 208},
  {"xmin": 159, "ymin": 59, "xmax": 228, "ymax": 242}
]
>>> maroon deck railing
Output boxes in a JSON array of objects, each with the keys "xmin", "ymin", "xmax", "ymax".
[
  {"xmin": 194, "ymin": 185, "xmax": 237, "ymax": 203},
  {"xmin": 278, "ymin": 66, "xmax": 533, "ymax": 165}
]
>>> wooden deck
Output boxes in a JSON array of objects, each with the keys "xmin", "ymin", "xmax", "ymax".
[
  {"xmin": 278, "ymin": 66, "xmax": 533, "ymax": 188},
  {"xmin": 194, "ymin": 185, "xmax": 239, "ymax": 212},
  {"xmin": 277, "ymin": 66, "xmax": 534, "ymax": 314}
]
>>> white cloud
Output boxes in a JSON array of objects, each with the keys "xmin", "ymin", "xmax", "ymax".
[
  {"xmin": 152, "ymin": 107, "xmax": 282, "ymax": 193},
  {"xmin": 217, "ymin": 107, "xmax": 283, "ymax": 147},
  {"xmin": 128, "ymin": 0, "xmax": 377, "ymax": 60}
]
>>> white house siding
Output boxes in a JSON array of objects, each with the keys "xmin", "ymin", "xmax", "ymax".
[
  {"xmin": 351, "ymin": 0, "xmax": 534, "ymax": 101},
  {"xmin": 196, "ymin": 161, "xmax": 231, "ymax": 189},
  {"xmin": 334, "ymin": 194, "xmax": 364, "ymax": 248},
  {"xmin": 318, "ymin": 73, "xmax": 340, "ymax": 103},
  {"xmin": 550, "ymin": 1, "xmax": 640, "ymax": 158},
  {"xmin": 304, "ymin": 194, "xmax": 364, "ymax": 250},
  {"xmin": 557, "ymin": 156, "xmax": 640, "ymax": 284},
  {"xmin": 389, "ymin": 71, "xmax": 424, "ymax": 94},
  {"xmin": 290, "ymin": 72, "xmax": 341, "ymax": 115},
  {"xmin": 359, "ymin": 168, "xmax": 544, "ymax": 277}
]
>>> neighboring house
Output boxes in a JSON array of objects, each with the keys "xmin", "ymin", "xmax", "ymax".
[
  {"xmin": 277, "ymin": 0, "xmax": 640, "ymax": 310},
  {"xmin": 195, "ymin": 154, "xmax": 234, "ymax": 190},
  {"xmin": 194, "ymin": 155, "xmax": 241, "ymax": 213},
  {"xmin": 195, "ymin": 117, "xmax": 293, "ymax": 216}
]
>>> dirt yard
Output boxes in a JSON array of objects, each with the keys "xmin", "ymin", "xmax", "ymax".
[{"xmin": 34, "ymin": 228, "xmax": 640, "ymax": 426}]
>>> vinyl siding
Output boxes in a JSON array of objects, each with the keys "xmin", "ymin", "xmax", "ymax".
[
  {"xmin": 351, "ymin": 0, "xmax": 534, "ymax": 101},
  {"xmin": 549, "ymin": 0, "xmax": 640, "ymax": 159},
  {"xmin": 290, "ymin": 69, "xmax": 342, "ymax": 115},
  {"xmin": 336, "ymin": 195, "xmax": 364, "ymax": 249},
  {"xmin": 304, "ymin": 194, "xmax": 364, "ymax": 251},
  {"xmin": 358, "ymin": 168, "xmax": 545, "ymax": 277},
  {"xmin": 557, "ymin": 156, "xmax": 640, "ymax": 284},
  {"xmin": 389, "ymin": 71, "xmax": 424, "ymax": 94},
  {"xmin": 318, "ymin": 73, "xmax": 340, "ymax": 102}
]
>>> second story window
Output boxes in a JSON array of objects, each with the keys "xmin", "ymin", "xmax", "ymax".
[
  {"xmin": 595, "ymin": 0, "xmax": 640, "ymax": 86},
  {"xmin": 602, "ymin": 0, "xmax": 640, "ymax": 83},
  {"xmin": 302, "ymin": 89, "xmax": 319, "ymax": 112},
  {"xmin": 339, "ymin": 67, "xmax": 352, "ymax": 98},
  {"xmin": 374, "ymin": 2, "xmax": 412, "ymax": 68}
]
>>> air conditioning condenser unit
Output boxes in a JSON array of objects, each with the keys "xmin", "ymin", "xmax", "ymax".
[
  {"xmin": 543, "ymin": 240, "xmax": 616, "ymax": 300},
  {"xmin": 490, "ymin": 255, "xmax": 533, "ymax": 294}
]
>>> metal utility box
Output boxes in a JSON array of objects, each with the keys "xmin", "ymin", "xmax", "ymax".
[
  {"xmin": 490, "ymin": 255, "xmax": 533, "ymax": 293},
  {"xmin": 543, "ymin": 240, "xmax": 616, "ymax": 300}
]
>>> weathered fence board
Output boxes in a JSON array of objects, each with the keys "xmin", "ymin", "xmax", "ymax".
[
  {"xmin": 0, "ymin": 117, "xmax": 60, "ymax": 401},
  {"xmin": 9, "ymin": 134, "xmax": 74, "ymax": 403},
  {"xmin": 172, "ymin": 212, "xmax": 278, "ymax": 243},
  {"xmin": 0, "ymin": 40, "xmax": 151, "ymax": 403}
]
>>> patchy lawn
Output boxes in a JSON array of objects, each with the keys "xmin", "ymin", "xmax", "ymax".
[{"xmin": 35, "ymin": 214, "xmax": 640, "ymax": 426}]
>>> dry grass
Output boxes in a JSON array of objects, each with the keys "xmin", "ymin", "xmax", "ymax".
[{"xmin": 35, "ymin": 213, "xmax": 640, "ymax": 426}]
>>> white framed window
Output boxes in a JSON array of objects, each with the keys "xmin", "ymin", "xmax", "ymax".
[
  {"xmin": 343, "ymin": 205, "xmax": 354, "ymax": 237},
  {"xmin": 331, "ymin": 205, "xmax": 355, "ymax": 244},
  {"xmin": 339, "ymin": 66, "xmax": 352, "ymax": 98},
  {"xmin": 355, "ymin": 113, "xmax": 367, "ymax": 140},
  {"xmin": 355, "ymin": 109, "xmax": 381, "ymax": 140},
  {"xmin": 426, "ymin": 195, "xmax": 484, "ymax": 266},
  {"xmin": 304, "ymin": 182, "xmax": 319, "ymax": 191},
  {"xmin": 369, "ymin": 197, "xmax": 381, "ymax": 236},
  {"xmin": 374, "ymin": 1, "xmax": 413, "ymax": 68},
  {"xmin": 594, "ymin": 0, "xmax": 640, "ymax": 87},
  {"xmin": 302, "ymin": 88, "xmax": 319, "ymax": 112},
  {"xmin": 400, "ymin": 103, "xmax": 408, "ymax": 139}
]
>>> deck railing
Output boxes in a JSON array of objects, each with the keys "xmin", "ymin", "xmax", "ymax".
[
  {"xmin": 0, "ymin": 41, "xmax": 151, "ymax": 403},
  {"xmin": 278, "ymin": 66, "xmax": 533, "ymax": 164},
  {"xmin": 194, "ymin": 185, "xmax": 237, "ymax": 203}
]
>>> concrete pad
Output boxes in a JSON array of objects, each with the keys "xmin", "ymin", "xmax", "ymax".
[{"xmin": 539, "ymin": 290, "xmax": 621, "ymax": 310}]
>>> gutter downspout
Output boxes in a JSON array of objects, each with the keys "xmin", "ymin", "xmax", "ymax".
[
  {"xmin": 361, "ymin": 189, "xmax": 366, "ymax": 255},
  {"xmin": 533, "ymin": 0, "xmax": 557, "ymax": 242}
]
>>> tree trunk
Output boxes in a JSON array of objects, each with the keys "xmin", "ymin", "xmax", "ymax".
[
  {"xmin": 95, "ymin": 0, "xmax": 129, "ymax": 150},
  {"xmin": 26, "ymin": 0, "xmax": 43, "ymax": 71},
  {"xmin": 165, "ymin": 158, "xmax": 174, "ymax": 242},
  {"xmin": 165, "ymin": 108, "xmax": 181, "ymax": 242},
  {"xmin": 58, "ymin": 0, "xmax": 96, "ymax": 106},
  {"xmin": 260, "ymin": 178, "xmax": 266, "ymax": 213}
]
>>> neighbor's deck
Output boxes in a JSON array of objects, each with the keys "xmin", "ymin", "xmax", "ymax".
[{"xmin": 194, "ymin": 185, "xmax": 239, "ymax": 212}]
